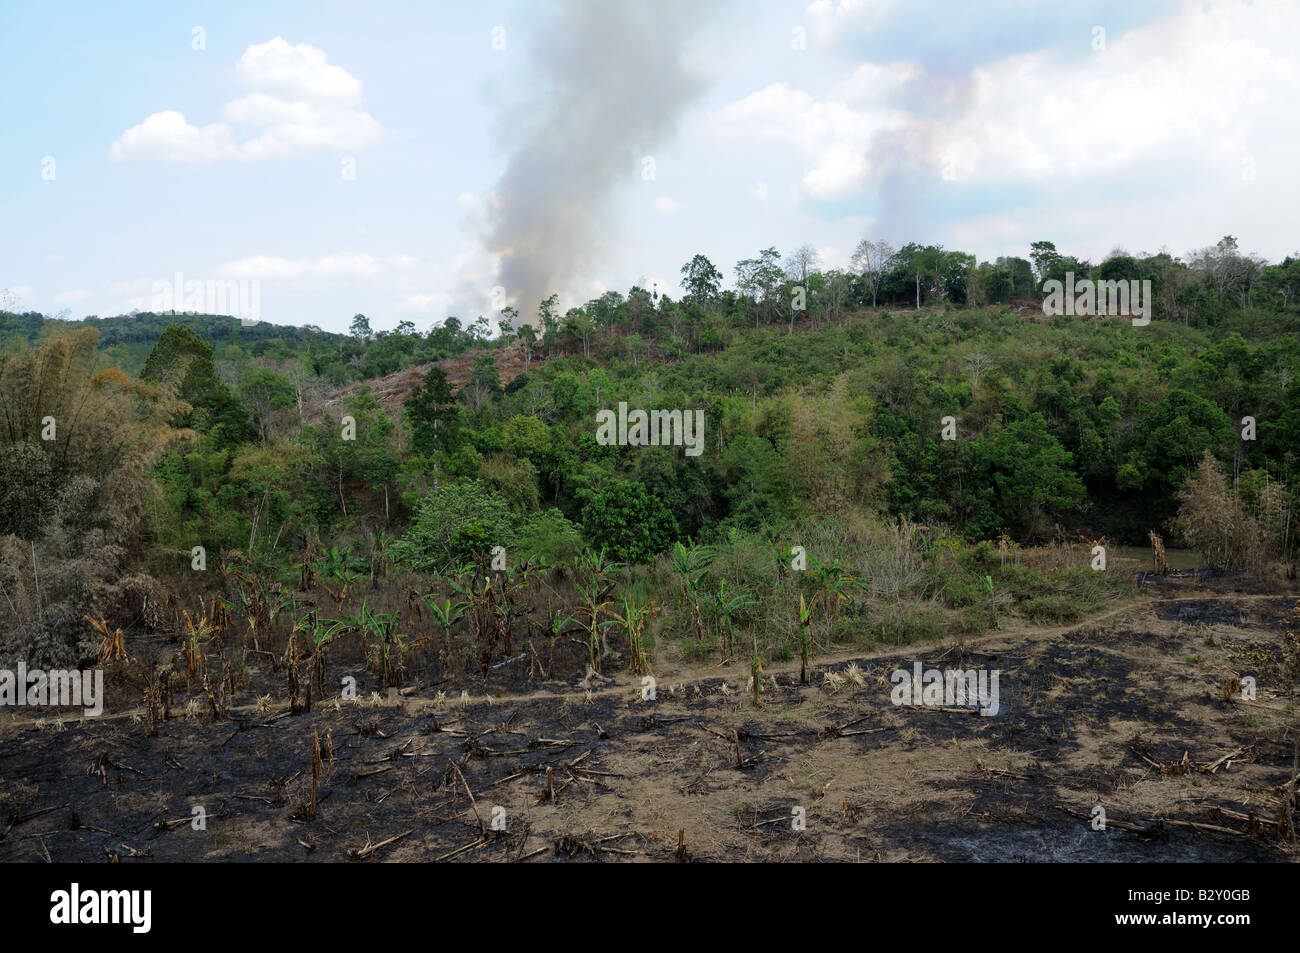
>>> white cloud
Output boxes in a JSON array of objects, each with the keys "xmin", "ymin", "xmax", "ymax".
[
  {"xmin": 401, "ymin": 292, "xmax": 447, "ymax": 311},
  {"xmin": 107, "ymin": 277, "xmax": 154, "ymax": 295},
  {"xmin": 711, "ymin": 74, "xmax": 912, "ymax": 199},
  {"xmin": 396, "ymin": 246, "xmax": 503, "ymax": 319},
  {"xmin": 53, "ymin": 289, "xmax": 92, "ymax": 305},
  {"xmin": 109, "ymin": 111, "xmax": 241, "ymax": 163},
  {"xmin": 109, "ymin": 37, "xmax": 380, "ymax": 162},
  {"xmin": 934, "ymin": 1, "xmax": 1300, "ymax": 185},
  {"xmin": 835, "ymin": 61, "xmax": 921, "ymax": 105},
  {"xmin": 714, "ymin": 0, "xmax": 1300, "ymax": 242},
  {"xmin": 235, "ymin": 36, "xmax": 363, "ymax": 103},
  {"xmin": 214, "ymin": 252, "xmax": 383, "ymax": 280},
  {"xmin": 817, "ymin": 245, "xmax": 851, "ymax": 271},
  {"xmin": 805, "ymin": 0, "xmax": 898, "ymax": 47},
  {"xmin": 805, "ymin": 0, "xmax": 884, "ymax": 21},
  {"xmin": 654, "ymin": 196, "xmax": 683, "ymax": 214}
]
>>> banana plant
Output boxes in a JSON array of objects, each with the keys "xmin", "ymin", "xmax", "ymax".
[
  {"xmin": 319, "ymin": 571, "xmax": 360, "ymax": 607},
  {"xmin": 578, "ymin": 548, "xmax": 622, "ymax": 581},
  {"xmin": 86, "ymin": 615, "xmax": 126, "ymax": 666},
  {"xmin": 297, "ymin": 607, "xmax": 344, "ymax": 693},
  {"xmin": 229, "ymin": 574, "xmax": 271, "ymax": 653},
  {"xmin": 712, "ymin": 578, "xmax": 758, "ymax": 663},
  {"xmin": 809, "ymin": 557, "xmax": 862, "ymax": 646},
  {"xmin": 574, "ymin": 579, "xmax": 614, "ymax": 674},
  {"xmin": 608, "ymin": 598, "xmax": 658, "ymax": 676},
  {"xmin": 321, "ymin": 597, "xmax": 387, "ymax": 681},
  {"xmin": 283, "ymin": 621, "xmax": 305, "ymax": 712},
  {"xmin": 368, "ymin": 530, "xmax": 396, "ymax": 586},
  {"xmin": 574, "ymin": 549, "xmax": 620, "ymax": 673},
  {"xmin": 181, "ymin": 606, "xmax": 218, "ymax": 678},
  {"xmin": 359, "ymin": 601, "xmax": 407, "ymax": 688},
  {"xmin": 978, "ymin": 573, "xmax": 999, "ymax": 627},
  {"xmin": 670, "ymin": 540, "xmax": 713, "ymax": 643},
  {"xmin": 421, "ymin": 592, "xmax": 472, "ymax": 652},
  {"xmin": 488, "ymin": 564, "xmax": 533, "ymax": 658},
  {"xmin": 268, "ymin": 586, "xmax": 295, "ymax": 628},
  {"xmin": 316, "ymin": 545, "xmax": 364, "ymax": 604},
  {"xmin": 528, "ymin": 602, "xmax": 577, "ymax": 679},
  {"xmin": 760, "ymin": 519, "xmax": 793, "ymax": 576},
  {"xmin": 797, "ymin": 593, "xmax": 817, "ymax": 685}
]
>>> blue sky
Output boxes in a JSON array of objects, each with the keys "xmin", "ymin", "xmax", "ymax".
[{"xmin": 3, "ymin": 0, "xmax": 1297, "ymax": 332}]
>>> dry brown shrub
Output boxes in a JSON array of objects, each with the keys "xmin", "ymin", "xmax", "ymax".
[{"xmin": 1174, "ymin": 452, "xmax": 1289, "ymax": 576}]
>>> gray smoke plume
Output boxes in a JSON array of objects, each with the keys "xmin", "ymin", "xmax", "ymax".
[
  {"xmin": 867, "ymin": 66, "xmax": 976, "ymax": 243},
  {"xmin": 487, "ymin": 0, "xmax": 710, "ymax": 324}
]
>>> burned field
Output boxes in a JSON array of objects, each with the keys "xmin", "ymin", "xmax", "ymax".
[{"xmin": 1, "ymin": 572, "xmax": 1297, "ymax": 863}]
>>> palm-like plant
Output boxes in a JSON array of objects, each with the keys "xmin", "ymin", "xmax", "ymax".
[
  {"xmin": 323, "ymin": 601, "xmax": 369, "ymax": 640},
  {"xmin": 528, "ymin": 602, "xmax": 577, "ymax": 679},
  {"xmin": 978, "ymin": 573, "xmax": 999, "ymax": 627},
  {"xmin": 316, "ymin": 544, "xmax": 364, "ymax": 604},
  {"xmin": 809, "ymin": 557, "xmax": 861, "ymax": 647},
  {"xmin": 712, "ymin": 578, "xmax": 758, "ymax": 663},
  {"xmin": 670, "ymin": 540, "xmax": 713, "ymax": 643},
  {"xmin": 574, "ymin": 579, "xmax": 614, "ymax": 674},
  {"xmin": 421, "ymin": 592, "xmax": 472, "ymax": 652},
  {"xmin": 760, "ymin": 519, "xmax": 793, "ymax": 574},
  {"xmin": 283, "ymin": 621, "xmax": 305, "ymax": 712},
  {"xmin": 181, "ymin": 606, "xmax": 219, "ymax": 678},
  {"xmin": 229, "ymin": 573, "xmax": 271, "ymax": 653},
  {"xmin": 362, "ymin": 602, "xmax": 408, "ymax": 688},
  {"xmin": 297, "ymin": 607, "xmax": 343, "ymax": 693},
  {"xmin": 86, "ymin": 614, "xmax": 126, "ymax": 665},
  {"xmin": 368, "ymin": 530, "xmax": 396, "ymax": 586},
  {"xmin": 797, "ymin": 593, "xmax": 816, "ymax": 685},
  {"xmin": 321, "ymin": 596, "xmax": 406, "ymax": 685},
  {"xmin": 488, "ymin": 564, "xmax": 533, "ymax": 658},
  {"xmin": 609, "ymin": 598, "xmax": 658, "ymax": 676},
  {"xmin": 575, "ymin": 549, "xmax": 620, "ymax": 673}
]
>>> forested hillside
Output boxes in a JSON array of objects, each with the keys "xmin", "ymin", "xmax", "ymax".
[{"xmin": 1, "ymin": 236, "xmax": 1297, "ymax": 676}]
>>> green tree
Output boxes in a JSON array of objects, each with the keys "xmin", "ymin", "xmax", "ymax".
[
  {"xmin": 240, "ymin": 369, "xmax": 295, "ymax": 441},
  {"xmin": 1126, "ymin": 389, "xmax": 1236, "ymax": 496},
  {"xmin": 562, "ymin": 306, "xmax": 595, "ymax": 357},
  {"xmin": 517, "ymin": 322, "xmax": 538, "ymax": 368},
  {"xmin": 985, "ymin": 414, "xmax": 1085, "ymax": 538},
  {"xmin": 514, "ymin": 509, "xmax": 584, "ymax": 566},
  {"xmin": 392, "ymin": 479, "xmax": 514, "ymax": 574},
  {"xmin": 580, "ymin": 480, "xmax": 677, "ymax": 563},
  {"xmin": 139, "ymin": 323, "xmax": 235, "ymax": 428},
  {"xmin": 1029, "ymin": 241, "xmax": 1063, "ymax": 285},
  {"xmin": 734, "ymin": 247, "xmax": 784, "ymax": 326},
  {"xmin": 350, "ymin": 313, "xmax": 372, "ymax": 341},
  {"xmin": 501, "ymin": 414, "xmax": 551, "ymax": 466},
  {"xmin": 681, "ymin": 254, "xmax": 723, "ymax": 306},
  {"xmin": 537, "ymin": 294, "xmax": 560, "ymax": 351},
  {"xmin": 405, "ymin": 366, "xmax": 460, "ymax": 455},
  {"xmin": 461, "ymin": 355, "xmax": 503, "ymax": 414}
]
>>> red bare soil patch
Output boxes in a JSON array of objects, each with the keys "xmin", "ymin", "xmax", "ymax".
[{"xmin": 314, "ymin": 341, "xmax": 534, "ymax": 421}]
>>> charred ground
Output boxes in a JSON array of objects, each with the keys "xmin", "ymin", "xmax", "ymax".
[{"xmin": 2, "ymin": 571, "xmax": 1296, "ymax": 863}]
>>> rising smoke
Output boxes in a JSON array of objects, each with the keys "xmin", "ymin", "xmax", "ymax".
[
  {"xmin": 487, "ymin": 0, "xmax": 712, "ymax": 325},
  {"xmin": 865, "ymin": 66, "xmax": 976, "ymax": 243}
]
